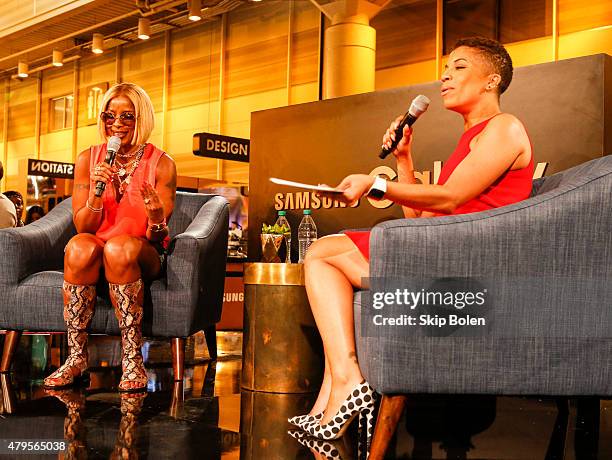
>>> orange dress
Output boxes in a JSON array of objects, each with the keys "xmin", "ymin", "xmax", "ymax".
[
  {"xmin": 89, "ymin": 142, "xmax": 169, "ymax": 248},
  {"xmin": 345, "ymin": 116, "xmax": 534, "ymax": 259}
]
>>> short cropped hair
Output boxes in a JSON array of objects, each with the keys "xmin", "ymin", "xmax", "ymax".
[
  {"xmin": 454, "ymin": 37, "xmax": 513, "ymax": 94},
  {"xmin": 97, "ymin": 82, "xmax": 155, "ymax": 145}
]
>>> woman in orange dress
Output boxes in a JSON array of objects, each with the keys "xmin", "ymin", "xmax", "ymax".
[{"xmin": 44, "ymin": 82, "xmax": 177, "ymax": 393}]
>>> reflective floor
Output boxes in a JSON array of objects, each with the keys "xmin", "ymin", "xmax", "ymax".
[{"xmin": 1, "ymin": 332, "xmax": 611, "ymax": 459}]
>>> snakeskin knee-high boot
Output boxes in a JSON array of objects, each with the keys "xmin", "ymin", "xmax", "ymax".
[
  {"xmin": 44, "ymin": 282, "xmax": 96, "ymax": 389},
  {"xmin": 109, "ymin": 279, "xmax": 147, "ymax": 393}
]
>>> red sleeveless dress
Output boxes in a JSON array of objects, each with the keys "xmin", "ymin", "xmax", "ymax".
[
  {"xmin": 89, "ymin": 142, "xmax": 169, "ymax": 247},
  {"xmin": 345, "ymin": 116, "xmax": 534, "ymax": 259}
]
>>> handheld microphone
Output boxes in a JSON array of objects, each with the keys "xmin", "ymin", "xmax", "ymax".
[
  {"xmin": 94, "ymin": 136, "xmax": 122, "ymax": 197},
  {"xmin": 379, "ymin": 95, "xmax": 430, "ymax": 159}
]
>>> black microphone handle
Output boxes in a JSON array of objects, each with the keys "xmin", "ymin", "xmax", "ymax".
[
  {"xmin": 379, "ymin": 113, "xmax": 418, "ymax": 159},
  {"xmin": 94, "ymin": 150, "xmax": 117, "ymax": 197}
]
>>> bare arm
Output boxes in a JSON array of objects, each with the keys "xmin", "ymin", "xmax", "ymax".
[
  {"xmin": 142, "ymin": 153, "xmax": 177, "ymax": 242},
  {"xmin": 338, "ymin": 114, "xmax": 529, "ymax": 213}
]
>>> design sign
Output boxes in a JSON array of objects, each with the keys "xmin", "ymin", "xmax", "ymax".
[{"xmin": 193, "ymin": 133, "xmax": 250, "ymax": 163}]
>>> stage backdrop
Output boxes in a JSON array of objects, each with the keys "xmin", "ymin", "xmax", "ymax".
[{"xmin": 249, "ymin": 53, "xmax": 611, "ymax": 262}]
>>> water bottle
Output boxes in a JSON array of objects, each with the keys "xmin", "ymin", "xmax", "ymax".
[
  {"xmin": 298, "ymin": 209, "xmax": 317, "ymax": 263},
  {"xmin": 275, "ymin": 210, "xmax": 292, "ymax": 263}
]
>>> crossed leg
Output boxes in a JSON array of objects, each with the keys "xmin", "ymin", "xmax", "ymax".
[{"xmin": 303, "ymin": 234, "xmax": 369, "ymax": 425}]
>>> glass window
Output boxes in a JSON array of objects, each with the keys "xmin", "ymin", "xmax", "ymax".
[{"xmin": 49, "ymin": 95, "xmax": 73, "ymax": 131}]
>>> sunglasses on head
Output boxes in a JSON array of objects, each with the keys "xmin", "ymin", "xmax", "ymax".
[{"xmin": 100, "ymin": 112, "xmax": 137, "ymax": 125}]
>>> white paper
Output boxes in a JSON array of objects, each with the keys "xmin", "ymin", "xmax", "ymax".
[{"xmin": 270, "ymin": 177, "xmax": 343, "ymax": 193}]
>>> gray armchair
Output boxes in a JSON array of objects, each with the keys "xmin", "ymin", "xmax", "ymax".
[
  {"xmin": 353, "ymin": 155, "xmax": 612, "ymax": 458},
  {"xmin": 0, "ymin": 191, "xmax": 229, "ymax": 381}
]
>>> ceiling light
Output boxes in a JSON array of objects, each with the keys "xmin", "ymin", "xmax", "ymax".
[
  {"xmin": 17, "ymin": 61, "xmax": 29, "ymax": 78},
  {"xmin": 52, "ymin": 49, "xmax": 64, "ymax": 67},
  {"xmin": 138, "ymin": 18, "xmax": 151, "ymax": 40},
  {"xmin": 188, "ymin": 0, "xmax": 202, "ymax": 21},
  {"xmin": 92, "ymin": 33, "xmax": 104, "ymax": 54}
]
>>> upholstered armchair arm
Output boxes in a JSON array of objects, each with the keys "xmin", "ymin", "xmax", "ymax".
[
  {"xmin": 370, "ymin": 163, "xmax": 611, "ymax": 281},
  {"xmin": 0, "ymin": 199, "xmax": 75, "ymax": 285},
  {"xmin": 163, "ymin": 195, "xmax": 229, "ymax": 335}
]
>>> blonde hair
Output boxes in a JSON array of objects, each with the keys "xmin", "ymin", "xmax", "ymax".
[{"xmin": 97, "ymin": 82, "xmax": 155, "ymax": 145}]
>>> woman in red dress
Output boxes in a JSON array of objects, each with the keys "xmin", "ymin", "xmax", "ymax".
[
  {"xmin": 44, "ymin": 82, "xmax": 177, "ymax": 393},
  {"xmin": 290, "ymin": 37, "xmax": 534, "ymax": 443}
]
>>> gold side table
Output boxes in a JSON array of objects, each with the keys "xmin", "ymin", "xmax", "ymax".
[{"xmin": 241, "ymin": 262, "xmax": 323, "ymax": 393}]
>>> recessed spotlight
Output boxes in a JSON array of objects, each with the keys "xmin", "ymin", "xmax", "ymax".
[
  {"xmin": 188, "ymin": 0, "xmax": 202, "ymax": 21},
  {"xmin": 92, "ymin": 33, "xmax": 104, "ymax": 54},
  {"xmin": 17, "ymin": 61, "xmax": 29, "ymax": 78},
  {"xmin": 138, "ymin": 18, "xmax": 151, "ymax": 40},
  {"xmin": 52, "ymin": 49, "xmax": 64, "ymax": 67}
]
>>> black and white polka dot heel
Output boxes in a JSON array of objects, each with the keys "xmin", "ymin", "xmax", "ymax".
[
  {"xmin": 287, "ymin": 430, "xmax": 346, "ymax": 459},
  {"xmin": 288, "ymin": 412, "xmax": 322, "ymax": 428},
  {"xmin": 295, "ymin": 412, "xmax": 323, "ymax": 431},
  {"xmin": 305, "ymin": 381, "xmax": 377, "ymax": 454}
]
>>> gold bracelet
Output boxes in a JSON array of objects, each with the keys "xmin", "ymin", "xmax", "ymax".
[
  {"xmin": 86, "ymin": 198, "xmax": 103, "ymax": 212},
  {"xmin": 148, "ymin": 218, "xmax": 167, "ymax": 232}
]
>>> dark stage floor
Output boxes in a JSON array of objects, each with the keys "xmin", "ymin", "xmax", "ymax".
[{"xmin": 0, "ymin": 332, "xmax": 610, "ymax": 459}]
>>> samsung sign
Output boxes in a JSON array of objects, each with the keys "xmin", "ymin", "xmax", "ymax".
[
  {"xmin": 28, "ymin": 159, "xmax": 75, "ymax": 179},
  {"xmin": 193, "ymin": 133, "xmax": 250, "ymax": 163}
]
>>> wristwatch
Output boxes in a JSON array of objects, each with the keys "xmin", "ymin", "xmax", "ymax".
[{"xmin": 367, "ymin": 176, "xmax": 387, "ymax": 200}]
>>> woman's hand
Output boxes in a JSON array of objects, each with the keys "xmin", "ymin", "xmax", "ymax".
[
  {"xmin": 140, "ymin": 182, "xmax": 165, "ymax": 224},
  {"xmin": 327, "ymin": 174, "xmax": 375, "ymax": 205},
  {"xmin": 382, "ymin": 115, "xmax": 413, "ymax": 160},
  {"xmin": 89, "ymin": 162, "xmax": 117, "ymax": 196}
]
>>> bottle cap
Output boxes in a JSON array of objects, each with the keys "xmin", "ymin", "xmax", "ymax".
[
  {"xmin": 278, "ymin": 211, "xmax": 286, "ymax": 216},
  {"xmin": 303, "ymin": 209, "xmax": 311, "ymax": 215}
]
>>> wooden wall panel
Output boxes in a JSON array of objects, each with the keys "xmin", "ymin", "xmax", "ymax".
[
  {"xmin": 7, "ymin": 79, "xmax": 36, "ymax": 141},
  {"xmin": 559, "ymin": 0, "xmax": 612, "ymax": 34},
  {"xmin": 225, "ymin": 1, "xmax": 289, "ymax": 98},
  {"xmin": 0, "ymin": 79, "xmax": 5, "ymax": 144},
  {"xmin": 291, "ymin": 29, "xmax": 318, "ymax": 87},
  {"xmin": 376, "ymin": 59, "xmax": 437, "ymax": 91},
  {"xmin": 169, "ymin": 21, "xmax": 221, "ymax": 110},
  {"xmin": 559, "ymin": 28, "xmax": 612, "ymax": 59},
  {"xmin": 372, "ymin": 0, "xmax": 437, "ymax": 70},
  {"xmin": 39, "ymin": 130, "xmax": 73, "ymax": 163},
  {"xmin": 77, "ymin": 51, "xmax": 116, "ymax": 128},
  {"xmin": 121, "ymin": 36, "xmax": 165, "ymax": 111}
]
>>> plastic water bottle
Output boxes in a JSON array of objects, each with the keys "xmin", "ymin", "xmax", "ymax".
[
  {"xmin": 275, "ymin": 210, "xmax": 292, "ymax": 263},
  {"xmin": 298, "ymin": 209, "xmax": 317, "ymax": 263}
]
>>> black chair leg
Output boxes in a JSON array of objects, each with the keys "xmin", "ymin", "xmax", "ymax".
[
  {"xmin": 1, "ymin": 330, "xmax": 22, "ymax": 373},
  {"xmin": 203, "ymin": 324, "xmax": 217, "ymax": 360},
  {"xmin": 545, "ymin": 398, "xmax": 569, "ymax": 460},
  {"xmin": 171, "ymin": 337, "xmax": 185, "ymax": 382},
  {"xmin": 575, "ymin": 397, "xmax": 600, "ymax": 459}
]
